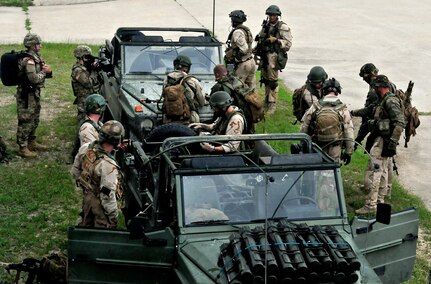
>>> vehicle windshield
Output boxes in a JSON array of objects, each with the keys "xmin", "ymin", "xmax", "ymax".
[
  {"xmin": 124, "ymin": 45, "xmax": 220, "ymax": 75},
  {"xmin": 181, "ymin": 169, "xmax": 342, "ymax": 226}
]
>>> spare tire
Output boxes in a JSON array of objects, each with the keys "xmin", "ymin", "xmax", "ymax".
[{"xmin": 143, "ymin": 123, "xmax": 198, "ymax": 153}]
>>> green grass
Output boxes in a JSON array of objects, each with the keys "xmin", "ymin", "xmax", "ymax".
[
  {"xmin": 0, "ymin": 45, "xmax": 429, "ymax": 283},
  {"xmin": 0, "ymin": 0, "xmax": 31, "ymax": 7}
]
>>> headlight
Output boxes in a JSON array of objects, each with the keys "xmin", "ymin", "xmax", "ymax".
[{"xmin": 140, "ymin": 118, "xmax": 154, "ymax": 131}]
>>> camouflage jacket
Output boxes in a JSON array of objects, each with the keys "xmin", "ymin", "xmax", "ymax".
[
  {"xmin": 18, "ymin": 50, "xmax": 47, "ymax": 91},
  {"xmin": 373, "ymin": 92, "xmax": 405, "ymax": 142},
  {"xmin": 226, "ymin": 24, "xmax": 254, "ymax": 62},
  {"xmin": 257, "ymin": 20, "xmax": 293, "ymax": 53},
  {"xmin": 212, "ymin": 107, "xmax": 245, "ymax": 152},
  {"xmin": 79, "ymin": 117, "xmax": 103, "ymax": 145},
  {"xmin": 71, "ymin": 63, "xmax": 100, "ymax": 98}
]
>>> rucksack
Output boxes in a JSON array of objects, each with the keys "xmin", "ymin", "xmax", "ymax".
[
  {"xmin": 292, "ymin": 85, "xmax": 308, "ymax": 121},
  {"xmin": 162, "ymin": 75, "xmax": 194, "ymax": 120},
  {"xmin": 243, "ymin": 91, "xmax": 265, "ymax": 123},
  {"xmin": 397, "ymin": 81, "xmax": 420, "ymax": 147},
  {"xmin": 312, "ymin": 101, "xmax": 345, "ymax": 143},
  {"xmin": 0, "ymin": 50, "xmax": 31, "ymax": 86}
]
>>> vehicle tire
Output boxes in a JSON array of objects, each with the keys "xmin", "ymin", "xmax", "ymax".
[{"xmin": 143, "ymin": 123, "xmax": 198, "ymax": 153}]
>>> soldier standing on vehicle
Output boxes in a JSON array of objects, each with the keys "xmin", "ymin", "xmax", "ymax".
[
  {"xmin": 300, "ymin": 78, "xmax": 354, "ymax": 163},
  {"xmin": 163, "ymin": 55, "xmax": 206, "ymax": 124},
  {"xmin": 16, "ymin": 33, "xmax": 52, "ymax": 158},
  {"xmin": 71, "ymin": 94, "xmax": 106, "ymax": 159},
  {"xmin": 292, "ymin": 66, "xmax": 328, "ymax": 122},
  {"xmin": 224, "ymin": 10, "xmax": 256, "ymax": 90},
  {"xmin": 351, "ymin": 63, "xmax": 397, "ymax": 199},
  {"xmin": 254, "ymin": 5, "xmax": 292, "ymax": 114},
  {"xmin": 71, "ymin": 120, "xmax": 125, "ymax": 228},
  {"xmin": 355, "ymin": 75, "xmax": 405, "ymax": 215},
  {"xmin": 71, "ymin": 45, "xmax": 101, "ymax": 122},
  {"xmin": 211, "ymin": 64, "xmax": 255, "ymax": 133},
  {"xmin": 189, "ymin": 91, "xmax": 245, "ymax": 153}
]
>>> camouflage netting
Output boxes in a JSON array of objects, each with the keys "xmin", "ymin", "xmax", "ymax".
[{"xmin": 218, "ymin": 220, "xmax": 361, "ymax": 283}]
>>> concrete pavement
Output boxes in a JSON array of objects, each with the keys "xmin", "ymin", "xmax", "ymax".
[{"xmin": 0, "ymin": 0, "xmax": 430, "ymax": 207}]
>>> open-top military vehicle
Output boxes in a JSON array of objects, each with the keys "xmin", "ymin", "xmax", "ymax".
[
  {"xmin": 68, "ymin": 130, "xmax": 418, "ymax": 283},
  {"xmin": 99, "ymin": 27, "xmax": 222, "ymax": 140}
]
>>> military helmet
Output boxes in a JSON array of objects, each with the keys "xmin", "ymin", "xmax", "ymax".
[
  {"xmin": 229, "ymin": 10, "xmax": 247, "ymax": 23},
  {"xmin": 85, "ymin": 94, "xmax": 106, "ymax": 114},
  {"xmin": 307, "ymin": 66, "xmax": 328, "ymax": 83},
  {"xmin": 174, "ymin": 55, "xmax": 192, "ymax": 69},
  {"xmin": 23, "ymin": 33, "xmax": 42, "ymax": 48},
  {"xmin": 322, "ymin": 78, "xmax": 342, "ymax": 95},
  {"xmin": 99, "ymin": 120, "xmax": 125, "ymax": 145},
  {"xmin": 359, "ymin": 63, "xmax": 379, "ymax": 77},
  {"xmin": 266, "ymin": 5, "xmax": 282, "ymax": 16},
  {"xmin": 209, "ymin": 91, "xmax": 233, "ymax": 109},
  {"xmin": 74, "ymin": 45, "xmax": 92, "ymax": 58},
  {"xmin": 372, "ymin": 74, "xmax": 390, "ymax": 88}
]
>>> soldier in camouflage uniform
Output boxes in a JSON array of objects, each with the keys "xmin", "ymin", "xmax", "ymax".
[
  {"xmin": 355, "ymin": 75, "xmax": 405, "ymax": 215},
  {"xmin": 16, "ymin": 33, "xmax": 52, "ymax": 158},
  {"xmin": 351, "ymin": 63, "xmax": 397, "ymax": 200},
  {"xmin": 300, "ymin": 78, "xmax": 354, "ymax": 163},
  {"xmin": 71, "ymin": 45, "xmax": 101, "ymax": 122},
  {"xmin": 163, "ymin": 55, "xmax": 206, "ymax": 123},
  {"xmin": 71, "ymin": 120, "xmax": 125, "ymax": 228},
  {"xmin": 211, "ymin": 64, "xmax": 253, "ymax": 133},
  {"xmin": 255, "ymin": 5, "xmax": 292, "ymax": 114},
  {"xmin": 224, "ymin": 10, "xmax": 256, "ymax": 90},
  {"xmin": 71, "ymin": 94, "xmax": 106, "ymax": 159}
]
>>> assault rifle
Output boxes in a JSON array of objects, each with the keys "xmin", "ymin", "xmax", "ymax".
[
  {"xmin": 254, "ymin": 19, "xmax": 271, "ymax": 72},
  {"xmin": 1, "ymin": 258, "xmax": 41, "ymax": 284},
  {"xmin": 403, "ymin": 80, "xmax": 420, "ymax": 148}
]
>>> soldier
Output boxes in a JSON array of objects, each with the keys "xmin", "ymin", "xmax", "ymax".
[
  {"xmin": 355, "ymin": 75, "xmax": 405, "ymax": 215},
  {"xmin": 224, "ymin": 10, "xmax": 256, "ymax": 90},
  {"xmin": 163, "ymin": 55, "xmax": 206, "ymax": 123},
  {"xmin": 351, "ymin": 63, "xmax": 397, "ymax": 199},
  {"xmin": 189, "ymin": 91, "xmax": 245, "ymax": 153},
  {"xmin": 71, "ymin": 94, "xmax": 106, "ymax": 159},
  {"xmin": 71, "ymin": 120, "xmax": 125, "ymax": 228},
  {"xmin": 292, "ymin": 66, "xmax": 328, "ymax": 122},
  {"xmin": 300, "ymin": 78, "xmax": 354, "ymax": 163},
  {"xmin": 16, "ymin": 33, "xmax": 52, "ymax": 158},
  {"xmin": 255, "ymin": 4, "xmax": 292, "ymax": 114},
  {"xmin": 0, "ymin": 135, "xmax": 7, "ymax": 163},
  {"xmin": 211, "ymin": 64, "xmax": 254, "ymax": 133},
  {"xmin": 71, "ymin": 45, "xmax": 101, "ymax": 122}
]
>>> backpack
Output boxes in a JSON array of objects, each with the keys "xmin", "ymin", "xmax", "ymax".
[
  {"xmin": 397, "ymin": 81, "xmax": 420, "ymax": 147},
  {"xmin": 292, "ymin": 85, "xmax": 308, "ymax": 121},
  {"xmin": 37, "ymin": 252, "xmax": 68, "ymax": 284},
  {"xmin": 162, "ymin": 75, "xmax": 194, "ymax": 120},
  {"xmin": 0, "ymin": 50, "xmax": 31, "ymax": 86},
  {"xmin": 312, "ymin": 101, "xmax": 345, "ymax": 143},
  {"xmin": 243, "ymin": 91, "xmax": 265, "ymax": 123}
]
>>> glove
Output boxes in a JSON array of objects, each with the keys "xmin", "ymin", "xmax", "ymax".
[
  {"xmin": 290, "ymin": 143, "xmax": 302, "ymax": 154},
  {"xmin": 265, "ymin": 36, "xmax": 278, "ymax": 44},
  {"xmin": 108, "ymin": 217, "xmax": 118, "ymax": 228},
  {"xmin": 341, "ymin": 153, "xmax": 351, "ymax": 165},
  {"xmin": 381, "ymin": 139, "xmax": 397, "ymax": 157},
  {"xmin": 200, "ymin": 142, "xmax": 215, "ymax": 152}
]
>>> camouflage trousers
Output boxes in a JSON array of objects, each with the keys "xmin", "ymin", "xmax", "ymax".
[
  {"xmin": 235, "ymin": 58, "xmax": 256, "ymax": 91},
  {"xmin": 321, "ymin": 143, "xmax": 342, "ymax": 163},
  {"xmin": 80, "ymin": 191, "xmax": 114, "ymax": 228},
  {"xmin": 16, "ymin": 90, "xmax": 41, "ymax": 147},
  {"xmin": 76, "ymin": 94, "xmax": 91, "ymax": 122},
  {"xmin": 364, "ymin": 156, "xmax": 393, "ymax": 199},
  {"xmin": 259, "ymin": 52, "xmax": 279, "ymax": 104},
  {"xmin": 363, "ymin": 137, "xmax": 390, "ymax": 208}
]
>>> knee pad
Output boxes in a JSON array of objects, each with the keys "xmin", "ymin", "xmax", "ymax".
[{"xmin": 269, "ymin": 80, "xmax": 278, "ymax": 90}]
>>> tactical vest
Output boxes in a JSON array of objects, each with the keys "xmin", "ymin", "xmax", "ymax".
[
  {"xmin": 227, "ymin": 24, "xmax": 253, "ymax": 57},
  {"xmin": 71, "ymin": 64, "xmax": 98, "ymax": 97},
  {"xmin": 18, "ymin": 51, "xmax": 44, "ymax": 89}
]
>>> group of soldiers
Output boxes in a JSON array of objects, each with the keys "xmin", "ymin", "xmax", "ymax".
[
  {"xmin": 295, "ymin": 64, "xmax": 406, "ymax": 215},
  {"xmin": 9, "ymin": 4, "xmax": 411, "ymax": 227}
]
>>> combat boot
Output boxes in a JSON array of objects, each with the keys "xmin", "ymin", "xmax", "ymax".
[
  {"xmin": 355, "ymin": 205, "xmax": 376, "ymax": 215},
  {"xmin": 28, "ymin": 140, "xmax": 48, "ymax": 151},
  {"xmin": 267, "ymin": 103, "xmax": 276, "ymax": 115},
  {"xmin": 17, "ymin": 146, "xmax": 38, "ymax": 158}
]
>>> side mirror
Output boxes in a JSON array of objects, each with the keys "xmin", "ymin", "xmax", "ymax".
[{"xmin": 356, "ymin": 203, "xmax": 392, "ymax": 234}]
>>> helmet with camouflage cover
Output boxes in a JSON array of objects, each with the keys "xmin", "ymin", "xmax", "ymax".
[
  {"xmin": 99, "ymin": 120, "xmax": 125, "ymax": 145},
  {"xmin": 372, "ymin": 74, "xmax": 390, "ymax": 88},
  {"xmin": 174, "ymin": 55, "xmax": 192, "ymax": 69},
  {"xmin": 85, "ymin": 94, "xmax": 106, "ymax": 114},
  {"xmin": 321, "ymin": 78, "xmax": 342, "ymax": 95},
  {"xmin": 74, "ymin": 45, "xmax": 92, "ymax": 58},
  {"xmin": 266, "ymin": 5, "xmax": 282, "ymax": 16},
  {"xmin": 23, "ymin": 33, "xmax": 42, "ymax": 48},
  {"xmin": 229, "ymin": 10, "xmax": 247, "ymax": 23},
  {"xmin": 209, "ymin": 91, "xmax": 233, "ymax": 109},
  {"xmin": 307, "ymin": 66, "xmax": 328, "ymax": 83},
  {"xmin": 359, "ymin": 63, "xmax": 379, "ymax": 77}
]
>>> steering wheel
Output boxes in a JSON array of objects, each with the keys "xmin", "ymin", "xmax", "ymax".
[{"xmin": 281, "ymin": 196, "xmax": 318, "ymax": 207}]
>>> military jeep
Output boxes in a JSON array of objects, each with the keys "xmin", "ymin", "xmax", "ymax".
[
  {"xmin": 99, "ymin": 27, "xmax": 222, "ymax": 140},
  {"xmin": 68, "ymin": 132, "xmax": 418, "ymax": 283}
]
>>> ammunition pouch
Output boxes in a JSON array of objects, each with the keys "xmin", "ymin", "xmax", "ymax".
[{"xmin": 276, "ymin": 50, "xmax": 288, "ymax": 70}]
